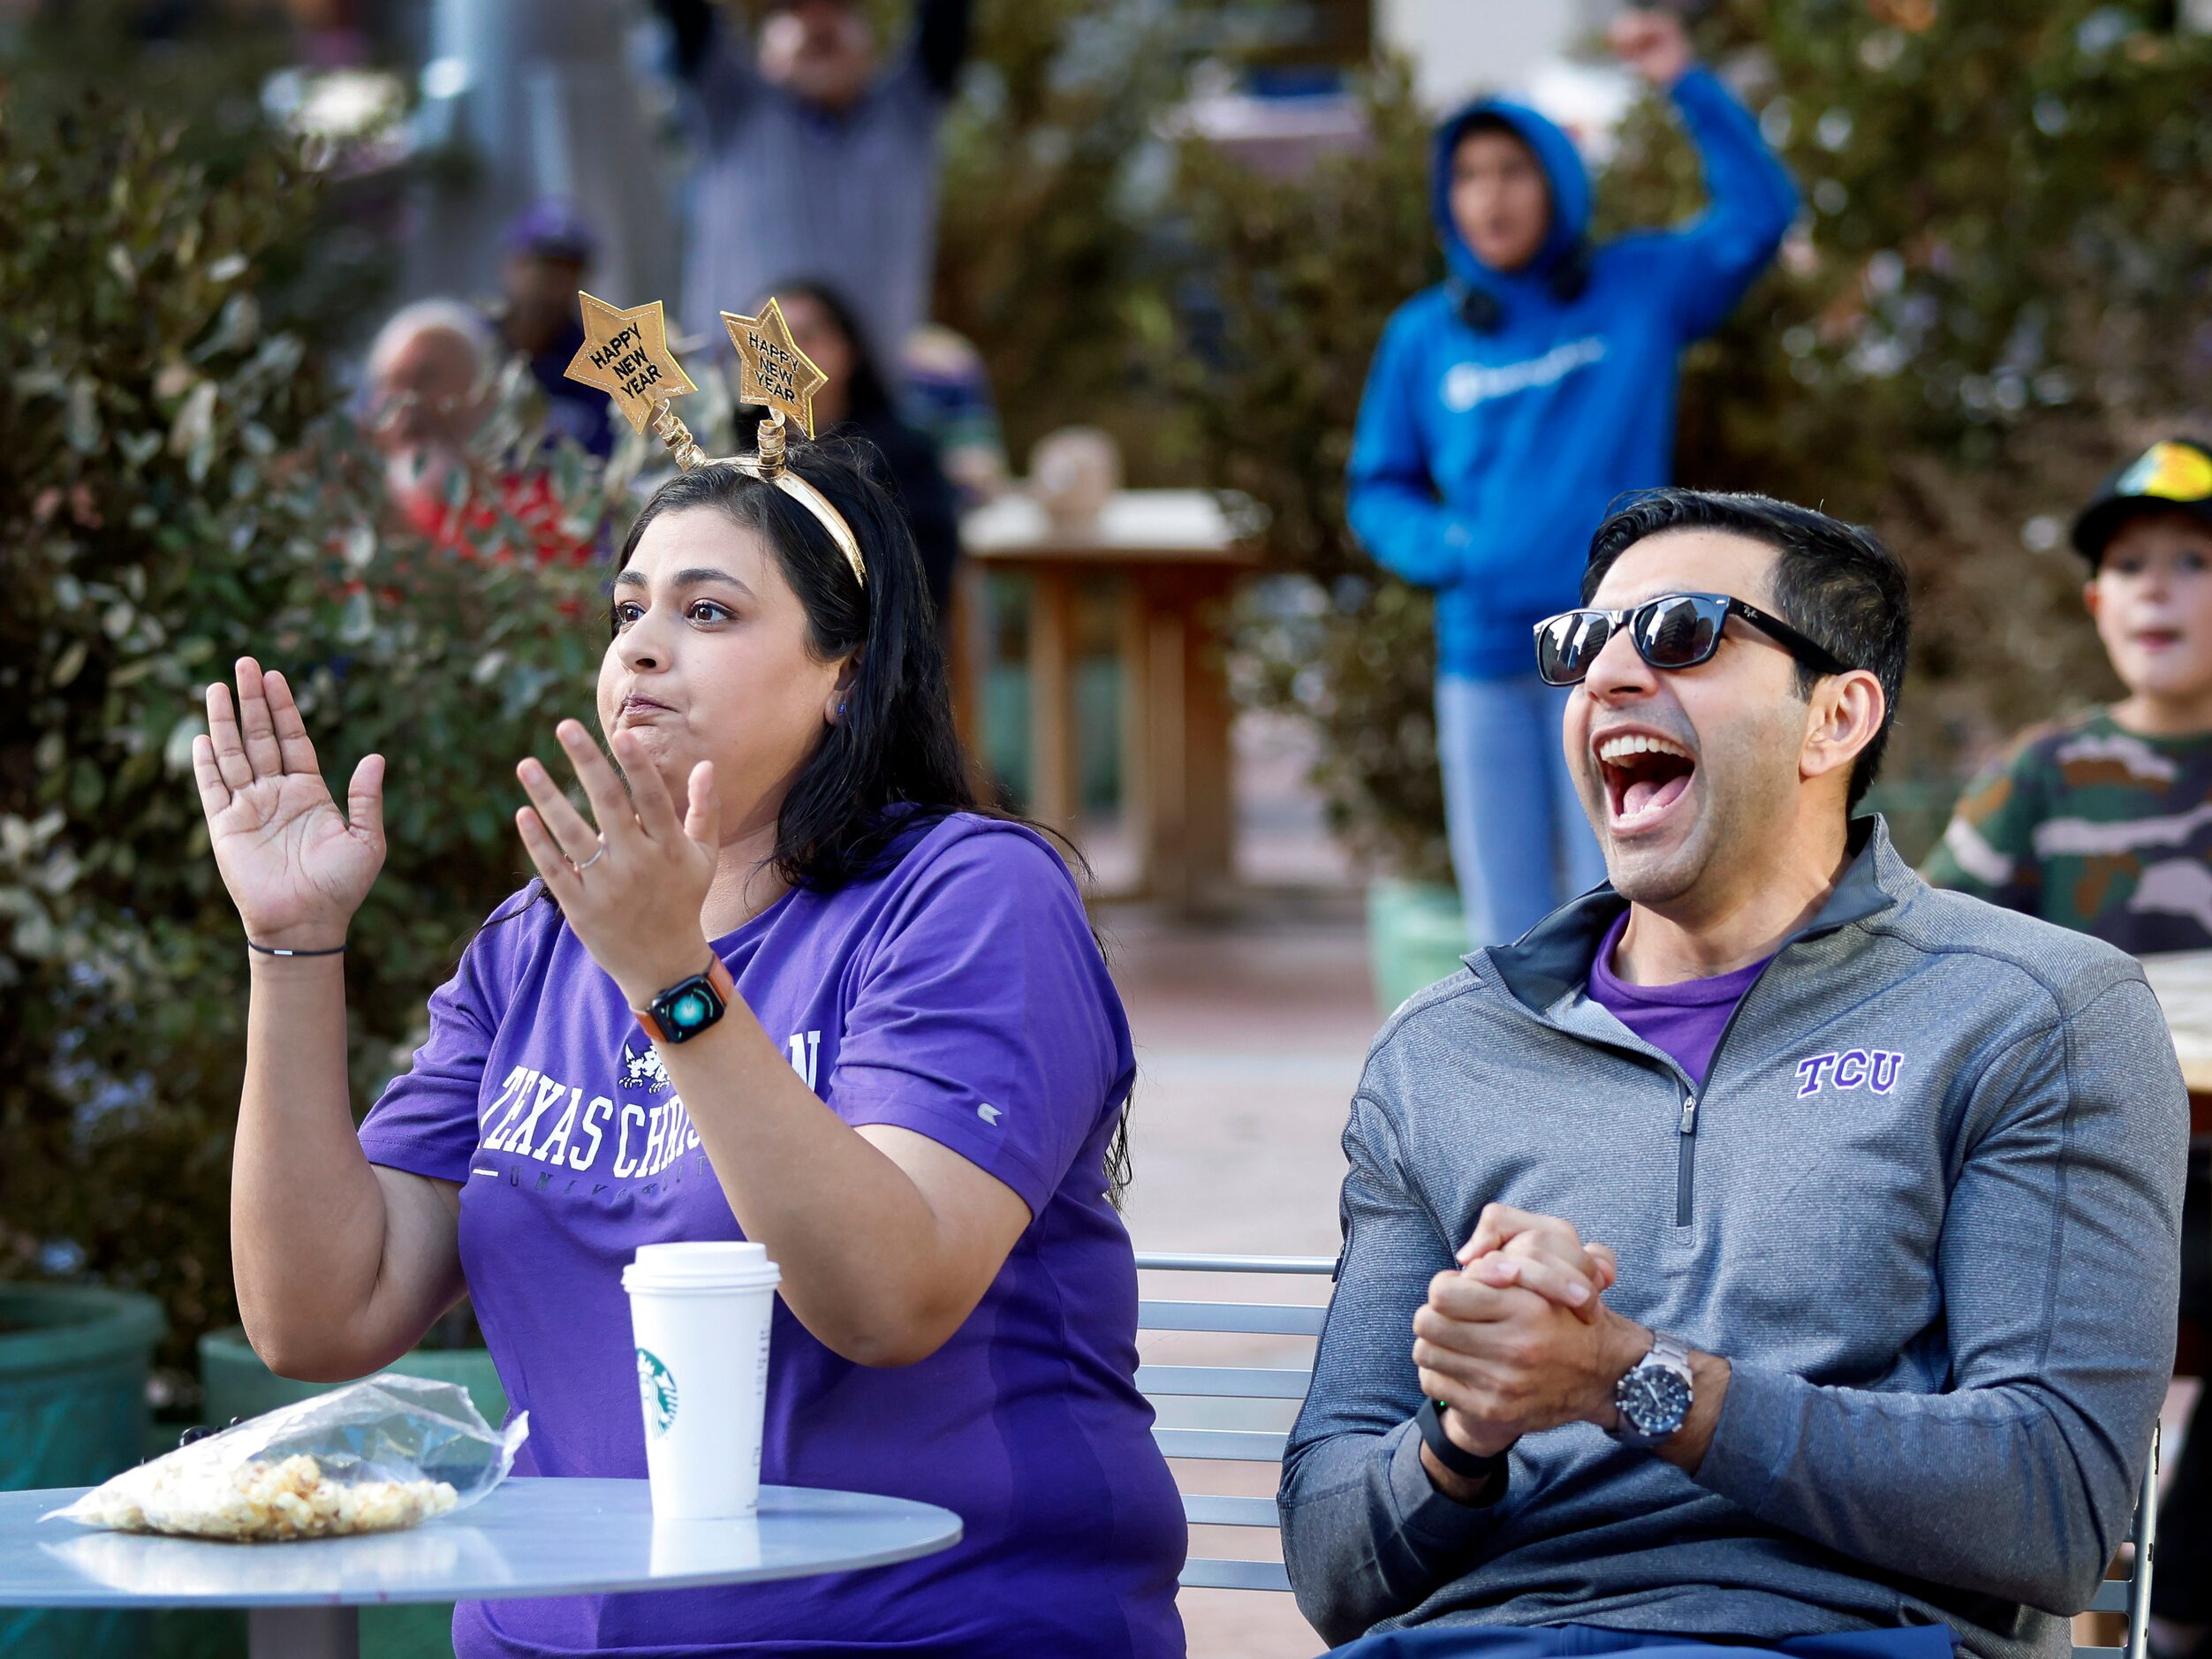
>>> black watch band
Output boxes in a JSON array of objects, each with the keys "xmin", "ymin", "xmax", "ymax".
[{"xmin": 1416, "ymin": 1399, "xmax": 1509, "ymax": 1501}]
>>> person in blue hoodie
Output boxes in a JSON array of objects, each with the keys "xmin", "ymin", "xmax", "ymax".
[{"xmin": 1348, "ymin": 10, "xmax": 1797, "ymax": 947}]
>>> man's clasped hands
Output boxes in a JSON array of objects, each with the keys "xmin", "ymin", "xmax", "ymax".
[{"xmin": 1415, "ymin": 1207, "xmax": 1670, "ymax": 1489}]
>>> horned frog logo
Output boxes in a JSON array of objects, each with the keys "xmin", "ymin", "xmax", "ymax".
[
  {"xmin": 622, "ymin": 1043, "xmax": 672, "ymax": 1094},
  {"xmin": 636, "ymin": 1347, "xmax": 679, "ymax": 1439}
]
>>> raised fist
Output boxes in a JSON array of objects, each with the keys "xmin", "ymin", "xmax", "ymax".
[{"xmin": 1609, "ymin": 9, "xmax": 1693, "ymax": 88}]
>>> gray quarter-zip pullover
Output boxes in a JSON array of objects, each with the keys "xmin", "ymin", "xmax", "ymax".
[{"xmin": 1281, "ymin": 818, "xmax": 2185, "ymax": 1659}]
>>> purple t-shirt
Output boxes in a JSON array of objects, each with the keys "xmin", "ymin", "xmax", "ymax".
[
  {"xmin": 1584, "ymin": 912, "xmax": 1770, "ymax": 1083},
  {"xmin": 358, "ymin": 814, "xmax": 1186, "ymax": 1658}
]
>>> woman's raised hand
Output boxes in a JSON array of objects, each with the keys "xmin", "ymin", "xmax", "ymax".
[
  {"xmin": 513, "ymin": 720, "xmax": 720, "ymax": 1008},
  {"xmin": 192, "ymin": 658, "xmax": 386, "ymax": 951}
]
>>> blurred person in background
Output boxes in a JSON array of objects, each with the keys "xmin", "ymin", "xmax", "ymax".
[
  {"xmin": 494, "ymin": 199, "xmax": 615, "ymax": 461},
  {"xmin": 1347, "ymin": 9, "xmax": 1797, "ymax": 949},
  {"xmin": 365, "ymin": 299, "xmax": 583, "ymax": 564},
  {"xmin": 367, "ymin": 298, "xmax": 496, "ymax": 530},
  {"xmin": 654, "ymin": 0, "xmax": 973, "ymax": 365},
  {"xmin": 772, "ymin": 279, "xmax": 962, "ymax": 625},
  {"xmin": 902, "ymin": 322, "xmax": 1011, "ymax": 508},
  {"xmin": 1923, "ymin": 436, "xmax": 2212, "ymax": 1659}
]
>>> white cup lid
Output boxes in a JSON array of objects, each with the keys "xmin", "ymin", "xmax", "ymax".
[{"xmin": 622, "ymin": 1241, "xmax": 780, "ymax": 1292}]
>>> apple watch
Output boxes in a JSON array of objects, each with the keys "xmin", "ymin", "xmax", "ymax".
[
  {"xmin": 1610, "ymin": 1329, "xmax": 1694, "ymax": 1448},
  {"xmin": 633, "ymin": 957, "xmax": 737, "ymax": 1045}
]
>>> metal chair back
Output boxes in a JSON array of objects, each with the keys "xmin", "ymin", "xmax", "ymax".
[
  {"xmin": 2078, "ymin": 1423, "xmax": 2159, "ymax": 1659},
  {"xmin": 1137, "ymin": 1251, "xmax": 1331, "ymax": 1593}
]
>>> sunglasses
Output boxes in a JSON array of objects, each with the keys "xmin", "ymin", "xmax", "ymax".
[{"xmin": 1534, "ymin": 592, "xmax": 1852, "ymax": 688}]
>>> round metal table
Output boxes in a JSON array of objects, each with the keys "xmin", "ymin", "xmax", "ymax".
[{"xmin": 0, "ymin": 1477, "xmax": 961, "ymax": 1658}]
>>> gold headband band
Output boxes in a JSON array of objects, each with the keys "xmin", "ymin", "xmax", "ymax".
[
  {"xmin": 564, "ymin": 292, "xmax": 867, "ymax": 588},
  {"xmin": 712, "ymin": 418, "xmax": 867, "ymax": 588}
]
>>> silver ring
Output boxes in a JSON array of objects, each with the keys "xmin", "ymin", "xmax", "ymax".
[{"xmin": 572, "ymin": 841, "xmax": 607, "ymax": 873}]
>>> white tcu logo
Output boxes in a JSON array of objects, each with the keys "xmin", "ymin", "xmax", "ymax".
[{"xmin": 1795, "ymin": 1049, "xmax": 1905, "ymax": 1098}]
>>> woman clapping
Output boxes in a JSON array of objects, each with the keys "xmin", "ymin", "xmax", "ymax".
[{"xmin": 194, "ymin": 448, "xmax": 1186, "ymax": 1657}]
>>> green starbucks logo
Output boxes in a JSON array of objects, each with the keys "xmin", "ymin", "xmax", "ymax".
[{"xmin": 636, "ymin": 1347, "xmax": 679, "ymax": 1439}]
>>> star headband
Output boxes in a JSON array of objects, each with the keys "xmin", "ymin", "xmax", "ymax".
[{"xmin": 564, "ymin": 292, "xmax": 866, "ymax": 587}]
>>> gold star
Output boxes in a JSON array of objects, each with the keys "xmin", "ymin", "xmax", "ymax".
[
  {"xmin": 564, "ymin": 292, "xmax": 698, "ymax": 436},
  {"xmin": 721, "ymin": 298, "xmax": 830, "ymax": 440}
]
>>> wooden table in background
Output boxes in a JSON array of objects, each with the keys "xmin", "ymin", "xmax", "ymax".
[
  {"xmin": 958, "ymin": 490, "xmax": 1258, "ymax": 910},
  {"xmin": 2141, "ymin": 951, "xmax": 2212, "ymax": 1137}
]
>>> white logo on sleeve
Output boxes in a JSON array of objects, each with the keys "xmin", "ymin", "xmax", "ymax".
[{"xmin": 976, "ymin": 1102, "xmax": 1004, "ymax": 1126}]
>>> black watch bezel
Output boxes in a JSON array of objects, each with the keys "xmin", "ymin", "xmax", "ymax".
[
  {"xmin": 645, "ymin": 968, "xmax": 728, "ymax": 1044},
  {"xmin": 1610, "ymin": 1329, "xmax": 1694, "ymax": 1447}
]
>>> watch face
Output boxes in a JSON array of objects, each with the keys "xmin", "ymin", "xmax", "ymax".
[
  {"xmin": 653, "ymin": 974, "xmax": 725, "ymax": 1041},
  {"xmin": 1618, "ymin": 1366, "xmax": 1692, "ymax": 1438},
  {"xmin": 668, "ymin": 985, "xmax": 715, "ymax": 1030}
]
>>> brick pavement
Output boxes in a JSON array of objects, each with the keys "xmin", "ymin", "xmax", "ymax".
[{"xmin": 1102, "ymin": 897, "xmax": 1375, "ymax": 1659}]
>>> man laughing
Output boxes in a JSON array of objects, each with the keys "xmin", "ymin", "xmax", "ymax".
[{"xmin": 1282, "ymin": 488, "xmax": 2187, "ymax": 1659}]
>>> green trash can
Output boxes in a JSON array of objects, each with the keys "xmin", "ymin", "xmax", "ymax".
[
  {"xmin": 1366, "ymin": 877, "xmax": 1473, "ymax": 1015},
  {"xmin": 0, "ymin": 1283, "xmax": 164, "ymax": 1659},
  {"xmin": 189, "ymin": 1329, "xmax": 511, "ymax": 1659}
]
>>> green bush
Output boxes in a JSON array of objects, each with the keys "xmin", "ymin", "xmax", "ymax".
[
  {"xmin": 0, "ymin": 88, "xmax": 621, "ymax": 1382},
  {"xmin": 1170, "ymin": 59, "xmax": 1448, "ymax": 878},
  {"xmin": 1173, "ymin": 7, "xmax": 2212, "ymax": 880},
  {"xmin": 935, "ymin": 0, "xmax": 1214, "ymax": 475}
]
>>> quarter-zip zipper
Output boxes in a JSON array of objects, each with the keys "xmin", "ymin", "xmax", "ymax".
[
  {"xmin": 1668, "ymin": 944, "xmax": 1796, "ymax": 1229},
  {"xmin": 1675, "ymin": 1093, "xmax": 1698, "ymax": 1225}
]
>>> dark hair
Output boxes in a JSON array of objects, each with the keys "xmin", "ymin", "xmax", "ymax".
[
  {"xmin": 617, "ymin": 446, "xmax": 1135, "ymax": 1201},
  {"xmin": 767, "ymin": 278, "xmax": 895, "ymax": 425},
  {"xmin": 1451, "ymin": 110, "xmax": 1534, "ymax": 155},
  {"xmin": 1580, "ymin": 488, "xmax": 1911, "ymax": 812}
]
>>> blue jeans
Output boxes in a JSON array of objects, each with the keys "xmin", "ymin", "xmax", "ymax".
[
  {"xmin": 1325, "ymin": 1624, "xmax": 1957, "ymax": 1659},
  {"xmin": 1436, "ymin": 673, "xmax": 1607, "ymax": 948}
]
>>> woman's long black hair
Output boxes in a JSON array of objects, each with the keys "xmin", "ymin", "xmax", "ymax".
[{"xmin": 613, "ymin": 445, "xmax": 1135, "ymax": 1202}]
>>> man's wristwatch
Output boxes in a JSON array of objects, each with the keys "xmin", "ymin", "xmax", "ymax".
[
  {"xmin": 1415, "ymin": 1399, "xmax": 1509, "ymax": 1504},
  {"xmin": 633, "ymin": 958, "xmax": 737, "ymax": 1045},
  {"xmin": 1609, "ymin": 1329, "xmax": 1693, "ymax": 1448}
]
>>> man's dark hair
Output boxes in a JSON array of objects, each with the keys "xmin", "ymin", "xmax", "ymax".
[{"xmin": 1580, "ymin": 488, "xmax": 1910, "ymax": 812}]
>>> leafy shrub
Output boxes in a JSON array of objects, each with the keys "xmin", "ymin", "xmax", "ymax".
[
  {"xmin": 935, "ymin": 0, "xmax": 1212, "ymax": 474},
  {"xmin": 1170, "ymin": 60, "xmax": 1448, "ymax": 878},
  {"xmin": 0, "ymin": 88, "xmax": 620, "ymax": 1379},
  {"xmin": 1173, "ymin": 7, "xmax": 2212, "ymax": 878}
]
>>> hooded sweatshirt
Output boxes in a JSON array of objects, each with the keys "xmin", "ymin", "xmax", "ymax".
[{"xmin": 1347, "ymin": 71, "xmax": 1798, "ymax": 679}]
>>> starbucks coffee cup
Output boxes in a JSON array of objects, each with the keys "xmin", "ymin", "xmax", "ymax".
[{"xmin": 621, "ymin": 1242, "xmax": 781, "ymax": 1519}]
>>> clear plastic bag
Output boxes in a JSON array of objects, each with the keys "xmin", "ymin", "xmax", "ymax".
[{"xmin": 42, "ymin": 1373, "xmax": 529, "ymax": 1542}]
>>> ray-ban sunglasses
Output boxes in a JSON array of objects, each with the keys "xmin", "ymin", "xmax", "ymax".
[{"xmin": 1533, "ymin": 592, "xmax": 1852, "ymax": 688}]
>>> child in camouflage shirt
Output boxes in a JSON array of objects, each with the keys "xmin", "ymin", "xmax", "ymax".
[
  {"xmin": 1927, "ymin": 437, "xmax": 2212, "ymax": 951},
  {"xmin": 1925, "ymin": 435, "xmax": 2212, "ymax": 1659}
]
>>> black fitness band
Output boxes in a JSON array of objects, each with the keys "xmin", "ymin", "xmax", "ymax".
[
  {"xmin": 1417, "ymin": 1398, "xmax": 1510, "ymax": 1503},
  {"xmin": 246, "ymin": 940, "xmax": 347, "ymax": 958}
]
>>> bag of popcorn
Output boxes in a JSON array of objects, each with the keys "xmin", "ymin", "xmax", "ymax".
[{"xmin": 44, "ymin": 1373, "xmax": 529, "ymax": 1543}]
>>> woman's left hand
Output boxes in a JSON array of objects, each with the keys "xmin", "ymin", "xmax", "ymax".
[{"xmin": 514, "ymin": 719, "xmax": 721, "ymax": 1007}]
